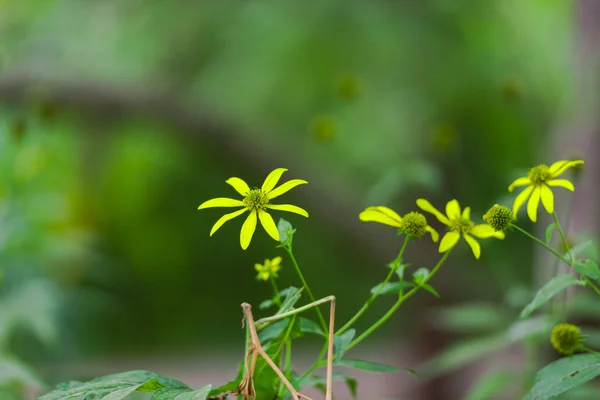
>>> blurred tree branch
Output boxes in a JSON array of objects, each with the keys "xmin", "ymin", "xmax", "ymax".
[{"xmin": 0, "ymin": 73, "xmax": 397, "ymax": 257}]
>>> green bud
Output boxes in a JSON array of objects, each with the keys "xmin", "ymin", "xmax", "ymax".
[
  {"xmin": 551, "ymin": 323, "xmax": 582, "ymax": 356},
  {"xmin": 399, "ymin": 212, "xmax": 428, "ymax": 238},
  {"xmin": 483, "ymin": 204, "xmax": 513, "ymax": 232}
]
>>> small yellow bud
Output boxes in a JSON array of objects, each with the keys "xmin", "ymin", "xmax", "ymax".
[
  {"xmin": 483, "ymin": 204, "xmax": 513, "ymax": 232},
  {"xmin": 550, "ymin": 323, "xmax": 582, "ymax": 356}
]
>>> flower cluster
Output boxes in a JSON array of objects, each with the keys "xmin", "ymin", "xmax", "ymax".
[{"xmin": 255, "ymin": 257, "xmax": 282, "ymax": 281}]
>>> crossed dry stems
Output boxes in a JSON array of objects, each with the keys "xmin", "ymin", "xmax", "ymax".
[{"xmin": 213, "ymin": 297, "xmax": 336, "ymax": 400}]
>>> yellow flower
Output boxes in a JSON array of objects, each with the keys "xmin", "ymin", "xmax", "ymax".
[
  {"xmin": 417, "ymin": 199, "xmax": 505, "ymax": 259},
  {"xmin": 198, "ymin": 168, "xmax": 309, "ymax": 250},
  {"xmin": 508, "ymin": 160, "xmax": 584, "ymax": 222},
  {"xmin": 255, "ymin": 257, "xmax": 282, "ymax": 281},
  {"xmin": 358, "ymin": 206, "xmax": 439, "ymax": 241}
]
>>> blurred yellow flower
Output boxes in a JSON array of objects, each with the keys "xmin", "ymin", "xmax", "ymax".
[
  {"xmin": 255, "ymin": 257, "xmax": 282, "ymax": 281},
  {"xmin": 359, "ymin": 206, "xmax": 438, "ymax": 241},
  {"xmin": 417, "ymin": 199, "xmax": 504, "ymax": 259},
  {"xmin": 508, "ymin": 160, "xmax": 584, "ymax": 222},
  {"xmin": 198, "ymin": 168, "xmax": 308, "ymax": 250}
]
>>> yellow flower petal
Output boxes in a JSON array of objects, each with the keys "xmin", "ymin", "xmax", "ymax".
[
  {"xmin": 426, "ymin": 225, "xmax": 439, "ymax": 242},
  {"xmin": 267, "ymin": 179, "xmax": 308, "ymax": 200},
  {"xmin": 463, "ymin": 233, "xmax": 481, "ymax": 259},
  {"xmin": 240, "ymin": 211, "xmax": 258, "ymax": 250},
  {"xmin": 439, "ymin": 231, "xmax": 461, "ymax": 253},
  {"xmin": 255, "ymin": 263, "xmax": 264, "ymax": 272},
  {"xmin": 445, "ymin": 199, "xmax": 461, "ymax": 220},
  {"xmin": 258, "ymin": 210, "xmax": 280, "ymax": 241},
  {"xmin": 258, "ymin": 271, "xmax": 270, "ymax": 281},
  {"xmin": 358, "ymin": 206, "xmax": 402, "ymax": 227},
  {"xmin": 198, "ymin": 197, "xmax": 245, "ymax": 209},
  {"xmin": 508, "ymin": 176, "xmax": 530, "ymax": 192},
  {"xmin": 527, "ymin": 186, "xmax": 541, "ymax": 222},
  {"xmin": 226, "ymin": 177, "xmax": 251, "ymax": 196},
  {"xmin": 416, "ymin": 199, "xmax": 451, "ymax": 225},
  {"xmin": 493, "ymin": 231, "xmax": 505, "ymax": 239},
  {"xmin": 547, "ymin": 179, "xmax": 575, "ymax": 192},
  {"xmin": 470, "ymin": 224, "xmax": 498, "ymax": 239},
  {"xmin": 262, "ymin": 168, "xmax": 288, "ymax": 193},
  {"xmin": 462, "ymin": 207, "xmax": 471, "ymax": 220},
  {"xmin": 550, "ymin": 160, "xmax": 583, "ymax": 177},
  {"xmin": 266, "ymin": 203, "xmax": 309, "ymax": 217},
  {"xmin": 512, "ymin": 185, "xmax": 534, "ymax": 217},
  {"xmin": 540, "ymin": 184, "xmax": 554, "ymax": 214},
  {"xmin": 271, "ymin": 256, "xmax": 282, "ymax": 267},
  {"xmin": 209, "ymin": 208, "xmax": 248, "ymax": 236},
  {"xmin": 548, "ymin": 160, "xmax": 569, "ymax": 174}
]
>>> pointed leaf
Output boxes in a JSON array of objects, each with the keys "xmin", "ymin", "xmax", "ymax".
[
  {"xmin": 276, "ymin": 287, "xmax": 303, "ymax": 315},
  {"xmin": 370, "ymin": 281, "xmax": 413, "ymax": 296},
  {"xmin": 277, "ymin": 218, "xmax": 295, "ymax": 244},
  {"xmin": 336, "ymin": 359, "xmax": 417, "ymax": 375},
  {"xmin": 422, "ymin": 283, "xmax": 440, "ymax": 298},
  {"xmin": 527, "ymin": 354, "xmax": 600, "ymax": 400},
  {"xmin": 334, "ymin": 329, "xmax": 355, "ymax": 363},
  {"xmin": 300, "ymin": 317, "xmax": 324, "ymax": 336},
  {"xmin": 573, "ymin": 259, "xmax": 600, "ymax": 280},
  {"xmin": 412, "ymin": 267, "xmax": 429, "ymax": 285},
  {"xmin": 520, "ymin": 275, "xmax": 583, "ymax": 318}
]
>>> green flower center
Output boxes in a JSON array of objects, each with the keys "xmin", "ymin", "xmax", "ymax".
[
  {"xmin": 551, "ymin": 323, "xmax": 582, "ymax": 355},
  {"xmin": 527, "ymin": 164, "xmax": 552, "ymax": 185},
  {"xmin": 483, "ymin": 204, "xmax": 513, "ymax": 232},
  {"xmin": 243, "ymin": 188, "xmax": 269, "ymax": 210},
  {"xmin": 399, "ymin": 212, "xmax": 428, "ymax": 238},
  {"xmin": 450, "ymin": 217, "xmax": 474, "ymax": 234}
]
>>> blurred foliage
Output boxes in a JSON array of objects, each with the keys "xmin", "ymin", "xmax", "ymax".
[{"xmin": 0, "ymin": 0, "xmax": 585, "ymax": 397}]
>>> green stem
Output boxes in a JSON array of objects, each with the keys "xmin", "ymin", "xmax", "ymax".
[
  {"xmin": 336, "ymin": 236, "xmax": 410, "ymax": 335},
  {"xmin": 512, "ymin": 222, "xmax": 600, "ymax": 297},
  {"xmin": 583, "ymin": 346, "xmax": 600, "ymax": 357},
  {"xmin": 347, "ymin": 251, "xmax": 452, "ymax": 351},
  {"xmin": 285, "ymin": 247, "xmax": 328, "ymax": 332},
  {"xmin": 255, "ymin": 296, "xmax": 334, "ymax": 328},
  {"xmin": 552, "ymin": 211, "xmax": 574, "ymax": 264},
  {"xmin": 510, "ymin": 223, "xmax": 566, "ymax": 260},
  {"xmin": 270, "ymin": 276, "xmax": 281, "ymax": 307}
]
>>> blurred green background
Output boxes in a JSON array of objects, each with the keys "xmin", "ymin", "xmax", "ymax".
[{"xmin": 1, "ymin": 0, "xmax": 595, "ymax": 399}]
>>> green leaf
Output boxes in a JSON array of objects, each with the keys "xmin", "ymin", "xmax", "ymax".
[
  {"xmin": 463, "ymin": 370, "xmax": 512, "ymax": 400},
  {"xmin": 369, "ymin": 281, "xmax": 413, "ymax": 296},
  {"xmin": 276, "ymin": 286, "xmax": 303, "ymax": 315},
  {"xmin": 277, "ymin": 218, "xmax": 295, "ymax": 244},
  {"xmin": 336, "ymin": 359, "xmax": 416, "ymax": 375},
  {"xmin": 573, "ymin": 259, "xmax": 600, "ymax": 280},
  {"xmin": 258, "ymin": 318, "xmax": 290, "ymax": 342},
  {"xmin": 300, "ymin": 317, "xmax": 324, "ymax": 336},
  {"xmin": 422, "ymin": 283, "xmax": 440, "ymax": 298},
  {"xmin": 545, "ymin": 223, "xmax": 556, "ymax": 245},
  {"xmin": 520, "ymin": 275, "xmax": 583, "ymax": 318},
  {"xmin": 412, "ymin": 267, "xmax": 429, "ymax": 285},
  {"xmin": 152, "ymin": 385, "xmax": 212, "ymax": 400},
  {"xmin": 259, "ymin": 287, "xmax": 298, "ymax": 310},
  {"xmin": 333, "ymin": 329, "xmax": 355, "ymax": 363},
  {"xmin": 36, "ymin": 370, "xmax": 187, "ymax": 400},
  {"xmin": 527, "ymin": 354, "xmax": 600, "ymax": 400},
  {"xmin": 569, "ymin": 240, "xmax": 594, "ymax": 259}
]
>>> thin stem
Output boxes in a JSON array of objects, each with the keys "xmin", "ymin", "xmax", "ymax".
[
  {"xmin": 512, "ymin": 222, "xmax": 600, "ymax": 297},
  {"xmin": 347, "ymin": 251, "xmax": 451, "ymax": 351},
  {"xmin": 285, "ymin": 247, "xmax": 328, "ymax": 332},
  {"xmin": 270, "ymin": 276, "xmax": 282, "ymax": 307},
  {"xmin": 582, "ymin": 346, "xmax": 600, "ymax": 357},
  {"xmin": 336, "ymin": 236, "xmax": 410, "ymax": 335},
  {"xmin": 552, "ymin": 211, "xmax": 574, "ymax": 264},
  {"xmin": 511, "ymin": 223, "xmax": 566, "ymax": 261}
]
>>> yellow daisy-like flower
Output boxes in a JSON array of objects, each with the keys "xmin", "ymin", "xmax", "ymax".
[
  {"xmin": 255, "ymin": 257, "xmax": 282, "ymax": 281},
  {"xmin": 416, "ymin": 199, "xmax": 505, "ymax": 259},
  {"xmin": 198, "ymin": 168, "xmax": 309, "ymax": 250},
  {"xmin": 508, "ymin": 160, "xmax": 584, "ymax": 222},
  {"xmin": 358, "ymin": 206, "xmax": 439, "ymax": 241}
]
